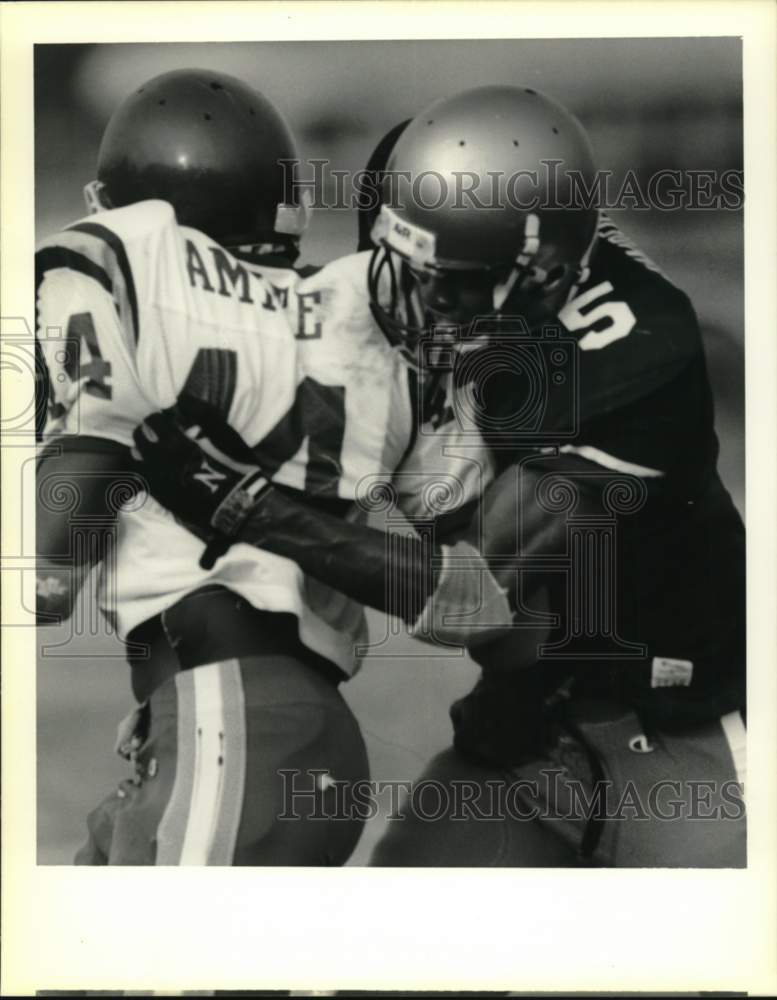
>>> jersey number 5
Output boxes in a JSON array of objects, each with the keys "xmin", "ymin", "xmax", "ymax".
[{"xmin": 560, "ymin": 281, "xmax": 637, "ymax": 350}]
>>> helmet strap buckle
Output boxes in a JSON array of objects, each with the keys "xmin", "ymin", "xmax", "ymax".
[
  {"xmin": 493, "ymin": 267, "xmax": 521, "ymax": 311},
  {"xmin": 83, "ymin": 180, "xmax": 111, "ymax": 215},
  {"xmin": 493, "ymin": 211, "xmax": 544, "ymax": 311},
  {"xmin": 274, "ymin": 189, "xmax": 313, "ymax": 236}
]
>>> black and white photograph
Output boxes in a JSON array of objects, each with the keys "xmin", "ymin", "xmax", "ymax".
[
  {"xmin": 33, "ymin": 32, "xmax": 748, "ymax": 868},
  {"xmin": 2, "ymin": 0, "xmax": 776, "ymax": 994}
]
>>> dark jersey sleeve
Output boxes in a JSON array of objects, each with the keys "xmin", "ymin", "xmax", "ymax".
[
  {"xmin": 568, "ymin": 224, "xmax": 706, "ymax": 424},
  {"xmin": 483, "ymin": 221, "xmax": 714, "ymax": 473},
  {"xmin": 469, "ymin": 224, "xmax": 745, "ymax": 731}
]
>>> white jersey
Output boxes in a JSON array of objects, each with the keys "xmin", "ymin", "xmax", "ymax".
[{"xmin": 36, "ymin": 200, "xmax": 414, "ymax": 674}]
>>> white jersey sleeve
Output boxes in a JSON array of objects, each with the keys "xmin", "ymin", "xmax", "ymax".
[
  {"xmin": 36, "ymin": 207, "xmax": 151, "ymax": 445},
  {"xmin": 36, "ymin": 199, "xmax": 298, "ymax": 450}
]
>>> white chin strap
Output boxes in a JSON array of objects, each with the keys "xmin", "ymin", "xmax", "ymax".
[
  {"xmin": 493, "ymin": 210, "xmax": 601, "ymax": 313},
  {"xmin": 562, "ymin": 218, "xmax": 600, "ymax": 306},
  {"xmin": 274, "ymin": 189, "xmax": 313, "ymax": 236},
  {"xmin": 492, "ymin": 211, "xmax": 542, "ymax": 311},
  {"xmin": 84, "ymin": 179, "xmax": 109, "ymax": 214}
]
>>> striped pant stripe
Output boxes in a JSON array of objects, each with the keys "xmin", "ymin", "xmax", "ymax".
[
  {"xmin": 156, "ymin": 660, "xmax": 246, "ymax": 865},
  {"xmin": 720, "ymin": 709, "xmax": 747, "ymax": 790},
  {"xmin": 206, "ymin": 660, "xmax": 247, "ymax": 865}
]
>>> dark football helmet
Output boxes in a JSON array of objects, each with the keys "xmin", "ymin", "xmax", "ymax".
[
  {"xmin": 356, "ymin": 118, "xmax": 412, "ymax": 253},
  {"xmin": 85, "ymin": 68, "xmax": 309, "ymax": 248},
  {"xmin": 367, "ymin": 85, "xmax": 599, "ymax": 352}
]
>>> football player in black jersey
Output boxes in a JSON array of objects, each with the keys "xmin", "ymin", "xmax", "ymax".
[{"xmin": 134, "ymin": 85, "xmax": 746, "ymax": 866}]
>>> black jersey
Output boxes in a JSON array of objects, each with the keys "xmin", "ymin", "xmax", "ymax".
[{"xmin": 468, "ymin": 219, "xmax": 745, "ymax": 730}]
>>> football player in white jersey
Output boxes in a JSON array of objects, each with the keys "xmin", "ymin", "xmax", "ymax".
[{"xmin": 37, "ymin": 69, "xmax": 472, "ymax": 865}]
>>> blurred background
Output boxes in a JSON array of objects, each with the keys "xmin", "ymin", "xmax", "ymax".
[{"xmin": 35, "ymin": 38, "xmax": 744, "ymax": 864}]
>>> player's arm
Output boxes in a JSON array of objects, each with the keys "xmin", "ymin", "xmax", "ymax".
[
  {"xmin": 35, "ymin": 213, "xmax": 154, "ymax": 623},
  {"xmin": 131, "ymin": 405, "xmax": 595, "ymax": 644},
  {"xmin": 130, "ymin": 405, "xmax": 438, "ymax": 620},
  {"xmin": 233, "ymin": 459, "xmax": 582, "ymax": 646},
  {"xmin": 36, "ymin": 438, "xmax": 139, "ymax": 624},
  {"xmin": 243, "ymin": 484, "xmax": 437, "ymax": 623}
]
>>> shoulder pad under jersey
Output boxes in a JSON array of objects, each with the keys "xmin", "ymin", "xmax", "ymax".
[{"xmin": 558, "ymin": 217, "xmax": 704, "ymax": 423}]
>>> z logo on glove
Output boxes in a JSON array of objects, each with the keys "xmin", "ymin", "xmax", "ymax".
[
  {"xmin": 193, "ymin": 460, "xmax": 228, "ymax": 493},
  {"xmin": 131, "ymin": 401, "xmax": 275, "ymax": 570}
]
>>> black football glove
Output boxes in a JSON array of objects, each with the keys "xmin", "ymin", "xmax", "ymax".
[
  {"xmin": 131, "ymin": 395, "xmax": 273, "ymax": 569},
  {"xmin": 450, "ymin": 665, "xmax": 552, "ymax": 768}
]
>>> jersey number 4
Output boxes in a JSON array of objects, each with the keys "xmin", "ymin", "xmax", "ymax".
[{"xmin": 47, "ymin": 311, "xmax": 112, "ymax": 421}]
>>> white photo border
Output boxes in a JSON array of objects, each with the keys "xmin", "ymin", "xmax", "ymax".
[{"xmin": 2, "ymin": 1, "xmax": 775, "ymax": 994}]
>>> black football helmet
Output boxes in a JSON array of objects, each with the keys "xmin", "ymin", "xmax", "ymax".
[
  {"xmin": 367, "ymin": 85, "xmax": 600, "ymax": 352},
  {"xmin": 85, "ymin": 68, "xmax": 309, "ymax": 248},
  {"xmin": 356, "ymin": 118, "xmax": 412, "ymax": 253}
]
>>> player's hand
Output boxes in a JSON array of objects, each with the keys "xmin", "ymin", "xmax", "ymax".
[
  {"xmin": 172, "ymin": 392, "xmax": 261, "ymax": 468},
  {"xmin": 450, "ymin": 668, "xmax": 550, "ymax": 767},
  {"xmin": 131, "ymin": 401, "xmax": 273, "ymax": 569}
]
